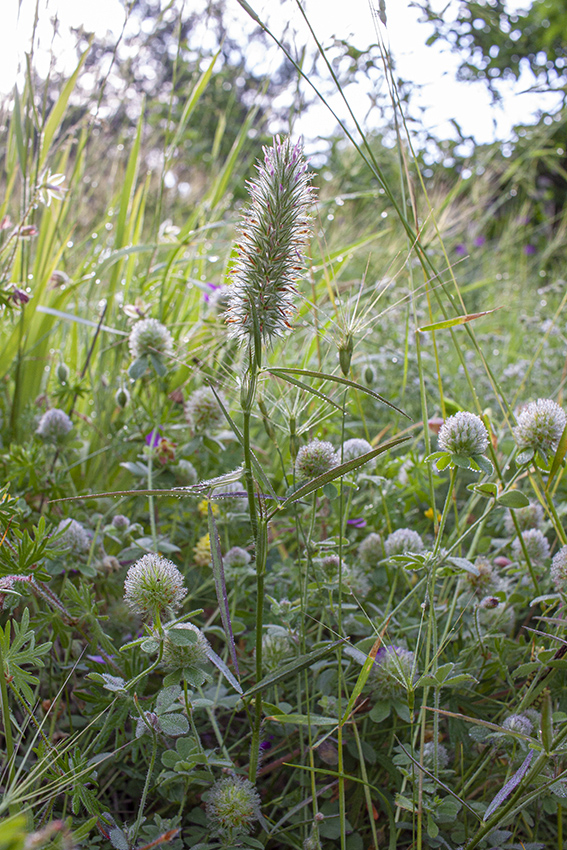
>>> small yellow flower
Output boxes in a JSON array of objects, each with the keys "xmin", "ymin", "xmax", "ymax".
[
  {"xmin": 193, "ymin": 533, "xmax": 211, "ymax": 567},
  {"xmin": 425, "ymin": 507, "xmax": 442, "ymax": 523},
  {"xmin": 198, "ymin": 499, "xmax": 218, "ymax": 518}
]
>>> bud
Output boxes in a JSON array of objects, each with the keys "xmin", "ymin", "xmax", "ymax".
[
  {"xmin": 128, "ymin": 318, "xmax": 173, "ymax": 360},
  {"xmin": 57, "ymin": 362, "xmax": 70, "ymax": 383},
  {"xmin": 36, "ymin": 408, "xmax": 73, "ymax": 444},
  {"xmin": 338, "ymin": 333, "xmax": 354, "ymax": 377},
  {"xmin": 364, "ymin": 364, "xmax": 375, "ymax": 386},
  {"xmin": 184, "ymin": 387, "xmax": 225, "ymax": 435},
  {"xmin": 115, "ymin": 386, "xmax": 130, "ymax": 408}
]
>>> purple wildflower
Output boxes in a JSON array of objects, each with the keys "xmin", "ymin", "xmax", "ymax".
[
  {"xmin": 145, "ymin": 428, "xmax": 162, "ymax": 448},
  {"xmin": 347, "ymin": 517, "xmax": 367, "ymax": 528},
  {"xmin": 473, "ymin": 235, "xmax": 486, "ymax": 247},
  {"xmin": 454, "ymin": 243, "xmax": 467, "ymax": 256},
  {"xmin": 524, "ymin": 244, "xmax": 536, "ymax": 255}
]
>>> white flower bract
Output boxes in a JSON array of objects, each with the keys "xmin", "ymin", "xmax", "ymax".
[{"xmin": 384, "ymin": 528, "xmax": 424, "ymax": 557}]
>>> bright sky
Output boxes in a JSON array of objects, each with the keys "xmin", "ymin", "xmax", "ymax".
[{"xmin": 0, "ymin": 0, "xmax": 561, "ymax": 150}]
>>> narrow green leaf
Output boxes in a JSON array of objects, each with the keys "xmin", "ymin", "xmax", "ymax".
[
  {"xmin": 267, "ymin": 713, "xmax": 337, "ymax": 727},
  {"xmin": 208, "ymin": 504, "xmax": 240, "ymax": 677},
  {"xmin": 547, "ymin": 420, "xmax": 567, "ymax": 490},
  {"xmin": 278, "ymin": 435, "xmax": 410, "ymax": 510},
  {"xmin": 266, "ymin": 370, "xmax": 343, "ymax": 411},
  {"xmin": 39, "ymin": 40, "xmax": 92, "ymax": 167},
  {"xmin": 266, "ymin": 367, "xmax": 411, "ymax": 419},
  {"xmin": 418, "ymin": 309, "xmax": 499, "ymax": 332},
  {"xmin": 166, "ymin": 50, "xmax": 221, "ymax": 158},
  {"xmin": 242, "ymin": 641, "xmax": 343, "ymax": 699},
  {"xmin": 36, "ymin": 306, "xmax": 128, "ymax": 335},
  {"xmin": 340, "ymin": 635, "xmax": 383, "ymax": 725},
  {"xmin": 12, "ymin": 88, "xmax": 26, "ymax": 175}
]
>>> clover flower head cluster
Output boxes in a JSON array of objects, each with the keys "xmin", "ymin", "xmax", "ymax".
[
  {"xmin": 512, "ymin": 528, "xmax": 550, "ymax": 566},
  {"xmin": 341, "ymin": 438, "xmax": 373, "ymax": 463},
  {"xmin": 420, "ymin": 742, "xmax": 449, "ymax": 771},
  {"xmin": 464, "ymin": 556, "xmax": 495, "ymax": 593},
  {"xmin": 295, "ymin": 439, "xmax": 337, "ymax": 480},
  {"xmin": 504, "ymin": 500, "xmax": 544, "ymax": 535},
  {"xmin": 36, "ymin": 408, "xmax": 73, "ymax": 443},
  {"xmin": 342, "ymin": 563, "xmax": 371, "ymax": 598},
  {"xmin": 437, "ymin": 411, "xmax": 489, "ymax": 456},
  {"xmin": 163, "ymin": 623, "xmax": 211, "ymax": 670},
  {"xmin": 174, "ymin": 459, "xmax": 198, "ymax": 485},
  {"xmin": 224, "ymin": 547, "xmax": 252, "ymax": 570},
  {"xmin": 112, "ymin": 514, "xmax": 130, "ymax": 531},
  {"xmin": 358, "ymin": 533, "xmax": 383, "ymax": 567},
  {"xmin": 128, "ymin": 318, "xmax": 173, "ymax": 360},
  {"xmin": 261, "ymin": 630, "xmax": 295, "ymax": 672},
  {"xmin": 124, "ymin": 554, "xmax": 187, "ymax": 618},
  {"xmin": 513, "ymin": 398, "xmax": 566, "ymax": 457},
  {"xmin": 551, "ymin": 545, "xmax": 567, "ymax": 592},
  {"xmin": 502, "ymin": 713, "xmax": 533, "ymax": 736},
  {"xmin": 226, "ymin": 135, "xmax": 315, "ymax": 345},
  {"xmin": 206, "ymin": 775, "xmax": 261, "ymax": 839},
  {"xmin": 56, "ymin": 518, "xmax": 91, "ymax": 555},
  {"xmin": 184, "ymin": 387, "xmax": 225, "ymax": 435},
  {"xmin": 384, "ymin": 528, "xmax": 424, "ymax": 557},
  {"xmin": 370, "ymin": 646, "xmax": 417, "ymax": 699}
]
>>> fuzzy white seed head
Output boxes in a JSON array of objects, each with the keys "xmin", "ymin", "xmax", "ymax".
[
  {"xmin": 437, "ymin": 411, "xmax": 489, "ymax": 456},
  {"xmin": 341, "ymin": 438, "xmax": 373, "ymax": 462},
  {"xmin": 226, "ymin": 135, "xmax": 315, "ymax": 345},
  {"xmin": 502, "ymin": 713, "xmax": 533, "ymax": 736},
  {"xmin": 420, "ymin": 742, "xmax": 449, "ymax": 771},
  {"xmin": 370, "ymin": 646, "xmax": 417, "ymax": 699},
  {"xmin": 358, "ymin": 533, "xmax": 383, "ymax": 567},
  {"xmin": 36, "ymin": 408, "xmax": 73, "ymax": 443},
  {"xmin": 504, "ymin": 500, "xmax": 544, "ymax": 535},
  {"xmin": 512, "ymin": 528, "xmax": 550, "ymax": 566},
  {"xmin": 56, "ymin": 519, "xmax": 91, "ymax": 555},
  {"xmin": 184, "ymin": 387, "xmax": 225, "ymax": 435},
  {"xmin": 513, "ymin": 398, "xmax": 566, "ymax": 457},
  {"xmin": 124, "ymin": 554, "xmax": 187, "ymax": 618},
  {"xmin": 384, "ymin": 528, "xmax": 424, "ymax": 557},
  {"xmin": 206, "ymin": 775, "xmax": 261, "ymax": 839},
  {"xmin": 128, "ymin": 318, "xmax": 173, "ymax": 360},
  {"xmin": 551, "ymin": 545, "xmax": 567, "ymax": 592},
  {"xmin": 295, "ymin": 439, "xmax": 337, "ymax": 480}
]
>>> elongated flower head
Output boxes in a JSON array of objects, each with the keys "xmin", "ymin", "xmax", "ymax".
[
  {"xmin": 124, "ymin": 554, "xmax": 187, "ymax": 618},
  {"xmin": 438, "ymin": 411, "xmax": 488, "ymax": 456},
  {"xmin": 513, "ymin": 398, "xmax": 566, "ymax": 457},
  {"xmin": 128, "ymin": 318, "xmax": 173, "ymax": 360},
  {"xmin": 163, "ymin": 623, "xmax": 210, "ymax": 670},
  {"xmin": 504, "ymin": 500, "xmax": 544, "ymax": 535},
  {"xmin": 226, "ymin": 136, "xmax": 315, "ymax": 345},
  {"xmin": 512, "ymin": 528, "xmax": 550, "ymax": 566},
  {"xmin": 184, "ymin": 387, "xmax": 225, "ymax": 435},
  {"xmin": 36, "ymin": 408, "xmax": 73, "ymax": 443},
  {"xmin": 206, "ymin": 775, "xmax": 261, "ymax": 839},
  {"xmin": 551, "ymin": 545, "xmax": 567, "ymax": 592},
  {"xmin": 358, "ymin": 532, "xmax": 383, "ymax": 567},
  {"xmin": 384, "ymin": 528, "xmax": 424, "ymax": 557},
  {"xmin": 295, "ymin": 439, "xmax": 337, "ymax": 480},
  {"xmin": 370, "ymin": 646, "xmax": 417, "ymax": 699}
]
